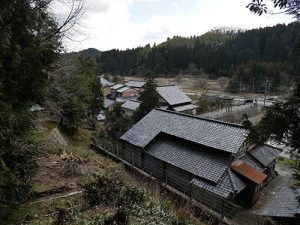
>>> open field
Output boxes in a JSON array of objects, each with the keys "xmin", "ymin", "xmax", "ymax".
[{"xmin": 124, "ymin": 75, "xmax": 271, "ymax": 99}]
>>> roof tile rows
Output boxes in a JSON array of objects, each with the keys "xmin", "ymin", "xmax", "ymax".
[
  {"xmin": 121, "ymin": 109, "xmax": 249, "ymax": 154},
  {"xmin": 192, "ymin": 169, "xmax": 247, "ymax": 198},
  {"xmin": 157, "ymin": 86, "xmax": 192, "ymax": 106},
  {"xmin": 121, "ymin": 100, "xmax": 140, "ymax": 111},
  {"xmin": 146, "ymin": 135, "xmax": 229, "ymax": 183},
  {"xmin": 249, "ymin": 145, "xmax": 281, "ymax": 167},
  {"xmin": 258, "ymin": 187, "xmax": 300, "ymax": 217},
  {"xmin": 125, "ymin": 80, "xmax": 146, "ymax": 88}
]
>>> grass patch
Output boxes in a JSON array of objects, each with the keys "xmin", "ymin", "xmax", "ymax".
[{"xmin": 276, "ymin": 156, "xmax": 298, "ymax": 169}]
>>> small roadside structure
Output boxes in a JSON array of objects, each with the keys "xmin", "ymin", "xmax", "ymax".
[
  {"xmin": 125, "ymin": 80, "xmax": 146, "ymax": 93},
  {"xmin": 156, "ymin": 85, "xmax": 197, "ymax": 115},
  {"xmin": 121, "ymin": 100, "xmax": 141, "ymax": 117},
  {"xmin": 120, "ymin": 109, "xmax": 281, "ymax": 212}
]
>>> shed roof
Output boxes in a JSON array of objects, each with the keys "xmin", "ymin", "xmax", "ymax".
[
  {"xmin": 117, "ymin": 87, "xmax": 130, "ymax": 93},
  {"xmin": 121, "ymin": 100, "xmax": 140, "ymax": 111},
  {"xmin": 125, "ymin": 80, "xmax": 146, "ymax": 88},
  {"xmin": 240, "ymin": 154, "xmax": 265, "ymax": 172},
  {"xmin": 258, "ymin": 187, "xmax": 300, "ymax": 217},
  {"xmin": 100, "ymin": 76, "xmax": 114, "ymax": 87},
  {"xmin": 111, "ymin": 84, "xmax": 125, "ymax": 90},
  {"xmin": 157, "ymin": 85, "xmax": 192, "ymax": 106},
  {"xmin": 192, "ymin": 169, "xmax": 247, "ymax": 198},
  {"xmin": 230, "ymin": 160, "xmax": 267, "ymax": 184},
  {"xmin": 172, "ymin": 103, "xmax": 198, "ymax": 112},
  {"xmin": 249, "ymin": 145, "xmax": 281, "ymax": 167},
  {"xmin": 104, "ymin": 98, "xmax": 115, "ymax": 109},
  {"xmin": 146, "ymin": 135, "xmax": 229, "ymax": 183},
  {"xmin": 121, "ymin": 109, "xmax": 248, "ymax": 154}
]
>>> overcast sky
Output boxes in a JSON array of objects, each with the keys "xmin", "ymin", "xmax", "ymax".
[{"xmin": 62, "ymin": 0, "xmax": 294, "ymax": 52}]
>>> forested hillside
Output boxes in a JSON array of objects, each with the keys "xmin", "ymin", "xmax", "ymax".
[
  {"xmin": 95, "ymin": 23, "xmax": 299, "ymax": 77},
  {"xmin": 84, "ymin": 22, "xmax": 299, "ymax": 93}
]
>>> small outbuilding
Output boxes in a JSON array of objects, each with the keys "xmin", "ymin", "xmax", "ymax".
[
  {"xmin": 156, "ymin": 85, "xmax": 197, "ymax": 115},
  {"xmin": 121, "ymin": 100, "xmax": 141, "ymax": 117},
  {"xmin": 125, "ymin": 80, "xmax": 146, "ymax": 93}
]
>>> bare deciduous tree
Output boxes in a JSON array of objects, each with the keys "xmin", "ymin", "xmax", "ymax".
[
  {"xmin": 217, "ymin": 76, "xmax": 230, "ymax": 89},
  {"xmin": 193, "ymin": 78, "xmax": 208, "ymax": 90}
]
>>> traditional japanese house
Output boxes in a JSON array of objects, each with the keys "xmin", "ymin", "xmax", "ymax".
[
  {"xmin": 120, "ymin": 109, "xmax": 281, "ymax": 210},
  {"xmin": 125, "ymin": 80, "xmax": 146, "ymax": 93},
  {"xmin": 100, "ymin": 76, "xmax": 114, "ymax": 97},
  {"xmin": 121, "ymin": 100, "xmax": 141, "ymax": 117},
  {"xmin": 156, "ymin": 85, "xmax": 197, "ymax": 115}
]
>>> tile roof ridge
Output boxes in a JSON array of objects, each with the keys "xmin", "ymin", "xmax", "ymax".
[
  {"xmin": 228, "ymin": 168, "xmax": 238, "ymax": 192},
  {"xmin": 154, "ymin": 108, "xmax": 247, "ymax": 129}
]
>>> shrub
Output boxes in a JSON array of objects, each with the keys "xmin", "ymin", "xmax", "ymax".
[{"xmin": 83, "ymin": 175, "xmax": 145, "ymax": 209}]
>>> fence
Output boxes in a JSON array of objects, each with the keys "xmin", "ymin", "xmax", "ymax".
[{"xmin": 93, "ymin": 142, "xmax": 264, "ymax": 224}]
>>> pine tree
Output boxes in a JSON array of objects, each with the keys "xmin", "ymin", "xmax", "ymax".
[{"xmin": 134, "ymin": 77, "xmax": 159, "ymax": 122}]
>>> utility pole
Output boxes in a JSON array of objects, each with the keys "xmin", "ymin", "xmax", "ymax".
[
  {"xmin": 252, "ymin": 77, "xmax": 255, "ymax": 93},
  {"xmin": 239, "ymin": 76, "xmax": 243, "ymax": 93},
  {"xmin": 263, "ymin": 79, "xmax": 269, "ymax": 107}
]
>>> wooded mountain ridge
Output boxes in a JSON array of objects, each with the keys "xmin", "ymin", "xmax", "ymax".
[{"xmin": 80, "ymin": 23, "xmax": 299, "ymax": 79}]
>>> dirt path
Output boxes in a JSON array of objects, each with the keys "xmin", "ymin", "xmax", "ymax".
[
  {"xmin": 30, "ymin": 190, "xmax": 83, "ymax": 205},
  {"xmin": 252, "ymin": 163, "xmax": 293, "ymax": 211}
]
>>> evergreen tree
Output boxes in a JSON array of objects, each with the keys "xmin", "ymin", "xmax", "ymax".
[
  {"xmin": 0, "ymin": 1, "xmax": 60, "ymax": 223},
  {"xmin": 134, "ymin": 77, "xmax": 159, "ymax": 122},
  {"xmin": 105, "ymin": 104, "xmax": 133, "ymax": 139}
]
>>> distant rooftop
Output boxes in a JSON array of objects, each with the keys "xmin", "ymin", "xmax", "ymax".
[
  {"xmin": 100, "ymin": 76, "xmax": 114, "ymax": 87},
  {"xmin": 117, "ymin": 87, "xmax": 130, "ymax": 93},
  {"xmin": 103, "ymin": 98, "xmax": 115, "ymax": 109},
  {"xmin": 157, "ymin": 85, "xmax": 192, "ymax": 106},
  {"xmin": 111, "ymin": 84, "xmax": 125, "ymax": 90},
  {"xmin": 125, "ymin": 80, "xmax": 146, "ymax": 88},
  {"xmin": 121, "ymin": 100, "xmax": 140, "ymax": 111},
  {"xmin": 121, "ymin": 109, "xmax": 249, "ymax": 154}
]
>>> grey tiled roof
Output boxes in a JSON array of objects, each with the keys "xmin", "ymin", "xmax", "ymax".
[
  {"xmin": 192, "ymin": 169, "xmax": 247, "ymax": 198},
  {"xmin": 258, "ymin": 187, "xmax": 300, "ymax": 217},
  {"xmin": 172, "ymin": 103, "xmax": 198, "ymax": 112},
  {"xmin": 157, "ymin": 86, "xmax": 192, "ymax": 106},
  {"xmin": 125, "ymin": 80, "xmax": 146, "ymax": 88},
  {"xmin": 121, "ymin": 109, "xmax": 248, "ymax": 153},
  {"xmin": 240, "ymin": 154, "xmax": 265, "ymax": 172},
  {"xmin": 121, "ymin": 100, "xmax": 140, "ymax": 111},
  {"xmin": 117, "ymin": 87, "xmax": 130, "ymax": 93},
  {"xmin": 111, "ymin": 84, "xmax": 125, "ymax": 90},
  {"xmin": 249, "ymin": 145, "xmax": 281, "ymax": 167},
  {"xmin": 100, "ymin": 76, "xmax": 114, "ymax": 87},
  {"xmin": 146, "ymin": 135, "xmax": 229, "ymax": 183},
  {"xmin": 104, "ymin": 98, "xmax": 115, "ymax": 109}
]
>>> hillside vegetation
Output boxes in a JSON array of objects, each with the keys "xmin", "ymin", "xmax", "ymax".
[{"xmin": 84, "ymin": 23, "xmax": 299, "ymax": 94}]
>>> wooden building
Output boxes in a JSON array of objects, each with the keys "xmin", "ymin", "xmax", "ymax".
[
  {"xmin": 156, "ymin": 85, "xmax": 197, "ymax": 115},
  {"xmin": 100, "ymin": 76, "xmax": 114, "ymax": 97},
  {"xmin": 120, "ymin": 109, "xmax": 280, "ymax": 210},
  {"xmin": 121, "ymin": 100, "xmax": 140, "ymax": 117},
  {"xmin": 125, "ymin": 80, "xmax": 146, "ymax": 93}
]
